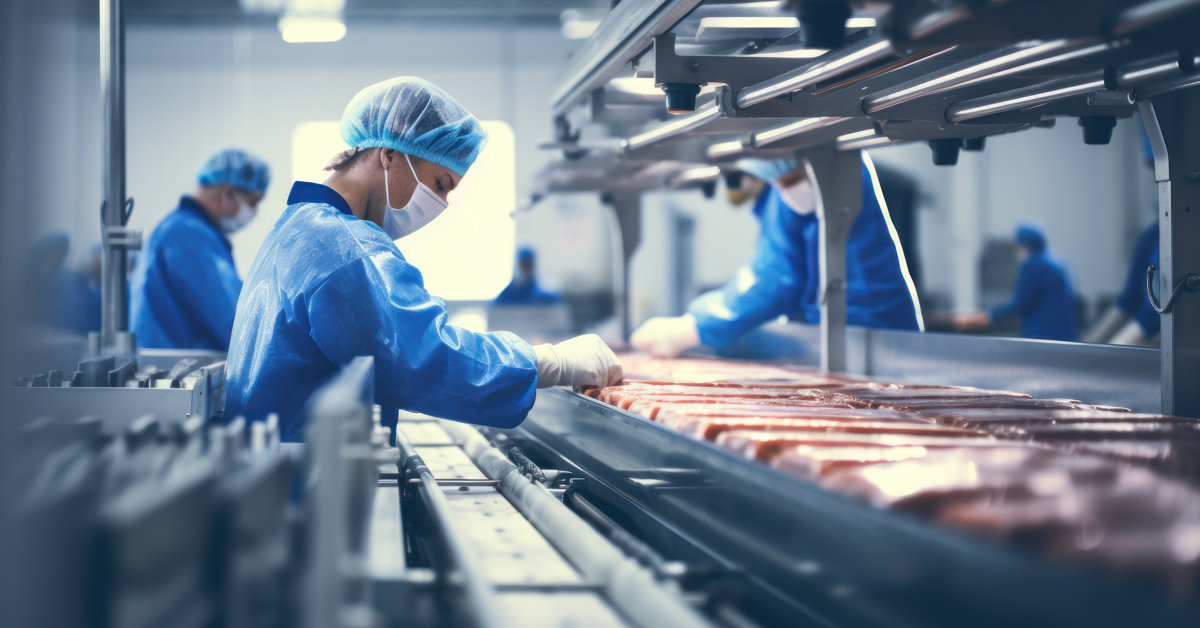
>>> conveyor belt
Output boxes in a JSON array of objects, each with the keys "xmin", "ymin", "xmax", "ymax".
[
  {"xmin": 510, "ymin": 388, "xmax": 1200, "ymax": 628},
  {"xmin": 384, "ymin": 412, "xmax": 710, "ymax": 628}
]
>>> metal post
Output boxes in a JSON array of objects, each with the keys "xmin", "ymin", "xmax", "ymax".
[
  {"xmin": 806, "ymin": 150, "xmax": 862, "ymax": 373},
  {"xmin": 1140, "ymin": 88, "xmax": 1200, "ymax": 417},
  {"xmin": 607, "ymin": 193, "xmax": 642, "ymax": 340},
  {"xmin": 100, "ymin": 0, "xmax": 137, "ymax": 355}
]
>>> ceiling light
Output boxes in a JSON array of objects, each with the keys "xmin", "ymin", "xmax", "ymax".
[
  {"xmin": 561, "ymin": 8, "xmax": 604, "ymax": 40},
  {"xmin": 846, "ymin": 18, "xmax": 877, "ymax": 28},
  {"xmin": 279, "ymin": 15, "xmax": 346, "ymax": 43}
]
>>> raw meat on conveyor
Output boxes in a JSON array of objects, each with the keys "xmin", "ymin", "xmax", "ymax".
[
  {"xmin": 645, "ymin": 403, "xmax": 920, "ymax": 423},
  {"xmin": 662, "ymin": 415, "xmax": 990, "ymax": 441},
  {"xmin": 769, "ymin": 445, "xmax": 934, "ymax": 479},
  {"xmin": 715, "ymin": 430, "xmax": 1006, "ymax": 461}
]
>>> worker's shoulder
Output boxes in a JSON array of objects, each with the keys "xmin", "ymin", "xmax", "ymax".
[
  {"xmin": 152, "ymin": 206, "xmax": 224, "ymax": 250},
  {"xmin": 271, "ymin": 201, "xmax": 401, "ymax": 277}
]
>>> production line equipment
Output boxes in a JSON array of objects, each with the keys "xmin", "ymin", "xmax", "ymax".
[
  {"xmin": 532, "ymin": 0, "xmax": 1200, "ymax": 418},
  {"xmin": 507, "ymin": 1, "xmax": 1200, "ymax": 626}
]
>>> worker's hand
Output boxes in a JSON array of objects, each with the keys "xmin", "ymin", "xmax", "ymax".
[
  {"xmin": 630, "ymin": 314, "xmax": 701, "ymax": 358},
  {"xmin": 952, "ymin": 311, "xmax": 990, "ymax": 331},
  {"xmin": 534, "ymin": 335, "xmax": 623, "ymax": 389}
]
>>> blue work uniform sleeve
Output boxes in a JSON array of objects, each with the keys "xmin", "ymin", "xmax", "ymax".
[
  {"xmin": 160, "ymin": 237, "xmax": 243, "ymax": 350},
  {"xmin": 689, "ymin": 191, "xmax": 815, "ymax": 351},
  {"xmin": 307, "ymin": 252, "xmax": 538, "ymax": 429}
]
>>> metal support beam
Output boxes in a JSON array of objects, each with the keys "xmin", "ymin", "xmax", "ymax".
[
  {"xmin": 100, "ymin": 0, "xmax": 137, "ymax": 355},
  {"xmin": 606, "ymin": 193, "xmax": 642, "ymax": 340},
  {"xmin": 806, "ymin": 150, "xmax": 862, "ymax": 373},
  {"xmin": 1140, "ymin": 89, "xmax": 1200, "ymax": 418}
]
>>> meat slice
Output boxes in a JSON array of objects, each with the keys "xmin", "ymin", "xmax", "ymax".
[
  {"xmin": 870, "ymin": 397, "xmax": 1087, "ymax": 412},
  {"xmin": 987, "ymin": 421, "xmax": 1200, "ymax": 442},
  {"xmin": 617, "ymin": 353, "xmax": 833, "ymax": 385},
  {"xmin": 715, "ymin": 430, "xmax": 1003, "ymax": 461},
  {"xmin": 919, "ymin": 408, "xmax": 1156, "ymax": 428},
  {"xmin": 644, "ymin": 401, "xmax": 914, "ymax": 422},
  {"xmin": 662, "ymin": 415, "xmax": 987, "ymax": 441},
  {"xmin": 769, "ymin": 445, "xmax": 933, "ymax": 479},
  {"xmin": 602, "ymin": 385, "xmax": 854, "ymax": 411},
  {"xmin": 819, "ymin": 446, "xmax": 1047, "ymax": 511},
  {"xmin": 833, "ymin": 385, "xmax": 1030, "ymax": 399}
]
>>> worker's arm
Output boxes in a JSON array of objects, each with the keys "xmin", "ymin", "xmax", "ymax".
[
  {"xmin": 307, "ymin": 253, "xmax": 539, "ymax": 429},
  {"xmin": 688, "ymin": 196, "xmax": 812, "ymax": 351},
  {"xmin": 163, "ymin": 234, "xmax": 243, "ymax": 350},
  {"xmin": 1083, "ymin": 306, "xmax": 1131, "ymax": 344}
]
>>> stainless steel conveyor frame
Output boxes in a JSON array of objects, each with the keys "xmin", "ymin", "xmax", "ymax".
[{"xmin": 532, "ymin": 0, "xmax": 1200, "ymax": 416}]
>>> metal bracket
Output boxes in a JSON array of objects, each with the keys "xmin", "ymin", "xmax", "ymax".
[
  {"xmin": 1147, "ymin": 265, "xmax": 1200, "ymax": 314},
  {"xmin": 103, "ymin": 226, "xmax": 143, "ymax": 250}
]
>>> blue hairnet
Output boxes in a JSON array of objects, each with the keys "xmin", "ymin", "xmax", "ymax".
[
  {"xmin": 1015, "ymin": 221, "xmax": 1047, "ymax": 254},
  {"xmin": 197, "ymin": 148, "xmax": 271, "ymax": 195},
  {"xmin": 517, "ymin": 247, "xmax": 536, "ymax": 263},
  {"xmin": 340, "ymin": 77, "xmax": 488, "ymax": 177},
  {"xmin": 736, "ymin": 158, "xmax": 798, "ymax": 184}
]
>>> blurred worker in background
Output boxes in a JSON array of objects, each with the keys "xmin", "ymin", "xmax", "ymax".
[
  {"xmin": 955, "ymin": 222, "xmax": 1079, "ymax": 342},
  {"xmin": 1085, "ymin": 222, "xmax": 1159, "ymax": 346},
  {"xmin": 22, "ymin": 232, "xmax": 102, "ymax": 335},
  {"xmin": 494, "ymin": 247, "xmax": 560, "ymax": 305},
  {"xmin": 130, "ymin": 147, "xmax": 270, "ymax": 350},
  {"xmin": 631, "ymin": 153, "xmax": 923, "ymax": 358},
  {"xmin": 225, "ymin": 77, "xmax": 621, "ymax": 441},
  {"xmin": 1085, "ymin": 136, "xmax": 1159, "ymax": 347}
]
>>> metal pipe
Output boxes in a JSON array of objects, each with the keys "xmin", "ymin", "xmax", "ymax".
[
  {"xmin": 864, "ymin": 39, "xmax": 1105, "ymax": 114},
  {"xmin": 706, "ymin": 138, "xmax": 749, "ymax": 159},
  {"xmin": 101, "ymin": 0, "xmax": 129, "ymax": 352},
  {"xmin": 752, "ymin": 116, "xmax": 849, "ymax": 148},
  {"xmin": 836, "ymin": 129, "xmax": 891, "ymax": 151},
  {"xmin": 395, "ymin": 428, "xmax": 500, "ymax": 628},
  {"xmin": 623, "ymin": 100, "xmax": 724, "ymax": 151},
  {"xmin": 944, "ymin": 71, "xmax": 1108, "ymax": 123},
  {"xmin": 736, "ymin": 37, "xmax": 895, "ymax": 109}
]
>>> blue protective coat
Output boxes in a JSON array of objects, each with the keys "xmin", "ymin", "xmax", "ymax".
[
  {"xmin": 1116, "ymin": 222, "xmax": 1161, "ymax": 337},
  {"xmin": 990, "ymin": 250, "xmax": 1079, "ymax": 342},
  {"xmin": 224, "ymin": 182, "xmax": 538, "ymax": 442},
  {"xmin": 689, "ymin": 158, "xmax": 922, "ymax": 351},
  {"xmin": 130, "ymin": 196, "xmax": 243, "ymax": 350}
]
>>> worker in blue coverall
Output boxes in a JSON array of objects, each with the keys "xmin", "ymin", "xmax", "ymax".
[
  {"xmin": 224, "ymin": 77, "xmax": 622, "ymax": 442},
  {"xmin": 956, "ymin": 222, "xmax": 1079, "ymax": 341},
  {"xmin": 23, "ymin": 232, "xmax": 101, "ymax": 335},
  {"xmin": 630, "ymin": 153, "xmax": 923, "ymax": 358},
  {"xmin": 494, "ymin": 247, "xmax": 560, "ymax": 305},
  {"xmin": 130, "ymin": 148, "xmax": 271, "ymax": 350}
]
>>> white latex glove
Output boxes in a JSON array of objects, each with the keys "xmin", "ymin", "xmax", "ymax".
[
  {"xmin": 534, "ymin": 334, "xmax": 623, "ymax": 388},
  {"xmin": 629, "ymin": 314, "xmax": 701, "ymax": 359}
]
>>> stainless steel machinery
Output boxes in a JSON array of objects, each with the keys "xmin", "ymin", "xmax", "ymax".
[{"xmin": 532, "ymin": 0, "xmax": 1200, "ymax": 416}]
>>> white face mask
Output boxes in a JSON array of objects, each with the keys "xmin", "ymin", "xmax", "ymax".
[
  {"xmin": 381, "ymin": 154, "xmax": 449, "ymax": 240},
  {"xmin": 220, "ymin": 196, "xmax": 256, "ymax": 234},
  {"xmin": 776, "ymin": 178, "xmax": 815, "ymax": 215}
]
